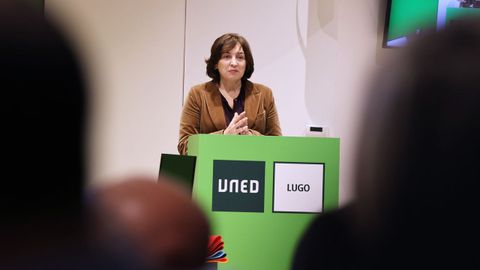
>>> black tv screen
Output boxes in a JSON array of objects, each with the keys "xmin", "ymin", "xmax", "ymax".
[{"xmin": 383, "ymin": 0, "xmax": 480, "ymax": 48}]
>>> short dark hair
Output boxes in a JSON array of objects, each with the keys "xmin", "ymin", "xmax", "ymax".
[
  {"xmin": 354, "ymin": 18, "xmax": 480, "ymax": 268},
  {"xmin": 1, "ymin": 0, "xmax": 86, "ymax": 225},
  {"xmin": 205, "ymin": 33, "xmax": 254, "ymax": 83}
]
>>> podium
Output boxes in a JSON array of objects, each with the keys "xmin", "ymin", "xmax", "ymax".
[{"xmin": 188, "ymin": 134, "xmax": 340, "ymax": 270}]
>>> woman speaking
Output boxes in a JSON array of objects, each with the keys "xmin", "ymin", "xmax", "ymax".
[{"xmin": 178, "ymin": 33, "xmax": 282, "ymax": 155}]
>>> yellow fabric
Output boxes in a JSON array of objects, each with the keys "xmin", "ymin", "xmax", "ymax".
[{"xmin": 178, "ymin": 80, "xmax": 282, "ymax": 155}]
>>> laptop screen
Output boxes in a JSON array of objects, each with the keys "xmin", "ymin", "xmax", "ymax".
[{"xmin": 159, "ymin": 154, "xmax": 197, "ymax": 193}]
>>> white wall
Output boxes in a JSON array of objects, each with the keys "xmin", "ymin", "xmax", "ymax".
[
  {"xmin": 45, "ymin": 0, "xmax": 186, "ymax": 186},
  {"xmin": 45, "ymin": 0, "xmax": 386, "ymax": 203}
]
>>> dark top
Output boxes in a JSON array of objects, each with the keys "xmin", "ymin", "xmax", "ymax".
[
  {"xmin": 292, "ymin": 204, "xmax": 357, "ymax": 270},
  {"xmin": 220, "ymin": 86, "xmax": 245, "ymax": 125}
]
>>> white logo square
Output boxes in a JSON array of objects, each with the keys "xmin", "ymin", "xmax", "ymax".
[{"xmin": 273, "ymin": 162, "xmax": 324, "ymax": 213}]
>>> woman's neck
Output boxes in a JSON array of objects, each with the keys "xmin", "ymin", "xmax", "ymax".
[{"xmin": 219, "ymin": 80, "xmax": 241, "ymax": 93}]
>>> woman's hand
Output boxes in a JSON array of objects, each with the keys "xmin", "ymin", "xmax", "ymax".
[{"xmin": 224, "ymin": 111, "xmax": 250, "ymax": 135}]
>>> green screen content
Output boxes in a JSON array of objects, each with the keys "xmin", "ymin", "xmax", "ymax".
[{"xmin": 384, "ymin": 0, "xmax": 480, "ymax": 47}]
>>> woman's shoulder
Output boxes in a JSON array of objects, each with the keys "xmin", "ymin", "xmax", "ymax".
[
  {"xmin": 247, "ymin": 81, "xmax": 273, "ymax": 95},
  {"xmin": 190, "ymin": 81, "xmax": 216, "ymax": 92},
  {"xmin": 186, "ymin": 81, "xmax": 217, "ymax": 101}
]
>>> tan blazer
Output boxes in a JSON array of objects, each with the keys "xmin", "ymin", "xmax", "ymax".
[{"xmin": 178, "ymin": 80, "xmax": 282, "ymax": 155}]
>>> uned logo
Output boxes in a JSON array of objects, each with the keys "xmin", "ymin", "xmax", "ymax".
[
  {"xmin": 212, "ymin": 160, "xmax": 265, "ymax": 212},
  {"xmin": 218, "ymin": 179, "xmax": 259, "ymax": 193}
]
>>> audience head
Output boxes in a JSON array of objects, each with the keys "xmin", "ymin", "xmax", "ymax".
[
  {"xmin": 0, "ymin": 0, "xmax": 86, "ymax": 230},
  {"xmin": 354, "ymin": 18, "xmax": 480, "ymax": 268},
  {"xmin": 1, "ymin": 2, "xmax": 208, "ymax": 269},
  {"xmin": 0, "ymin": 1, "xmax": 93, "ymax": 268},
  {"xmin": 92, "ymin": 176, "xmax": 210, "ymax": 270}
]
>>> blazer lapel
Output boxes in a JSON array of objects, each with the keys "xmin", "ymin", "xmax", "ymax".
[
  {"xmin": 205, "ymin": 81, "xmax": 227, "ymax": 130},
  {"xmin": 244, "ymin": 81, "xmax": 261, "ymax": 128}
]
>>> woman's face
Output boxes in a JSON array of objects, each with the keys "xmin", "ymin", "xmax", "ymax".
[{"xmin": 216, "ymin": 43, "xmax": 246, "ymax": 83}]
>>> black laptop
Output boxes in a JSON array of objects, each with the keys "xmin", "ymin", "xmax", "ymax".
[{"xmin": 158, "ymin": 153, "xmax": 196, "ymax": 193}]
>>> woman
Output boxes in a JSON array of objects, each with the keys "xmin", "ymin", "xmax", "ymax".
[{"xmin": 178, "ymin": 33, "xmax": 282, "ymax": 155}]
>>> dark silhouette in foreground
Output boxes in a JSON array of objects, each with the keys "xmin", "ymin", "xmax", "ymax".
[{"xmin": 293, "ymin": 18, "xmax": 480, "ymax": 270}]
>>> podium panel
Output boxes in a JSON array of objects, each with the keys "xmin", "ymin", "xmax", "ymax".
[{"xmin": 188, "ymin": 134, "xmax": 340, "ymax": 270}]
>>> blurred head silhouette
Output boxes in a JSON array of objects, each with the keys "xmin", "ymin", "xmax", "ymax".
[
  {"xmin": 1, "ymin": 0, "xmax": 85, "ymax": 242},
  {"xmin": 0, "ymin": 3, "xmax": 151, "ymax": 269},
  {"xmin": 93, "ymin": 176, "xmax": 210, "ymax": 270},
  {"xmin": 0, "ymin": 1, "xmax": 209, "ymax": 269},
  {"xmin": 354, "ymin": 18, "xmax": 480, "ymax": 268}
]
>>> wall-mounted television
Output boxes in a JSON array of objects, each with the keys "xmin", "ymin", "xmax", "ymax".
[{"xmin": 383, "ymin": 0, "xmax": 480, "ymax": 48}]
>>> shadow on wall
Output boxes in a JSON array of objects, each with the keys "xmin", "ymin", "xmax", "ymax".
[{"xmin": 298, "ymin": 0, "xmax": 339, "ymax": 132}]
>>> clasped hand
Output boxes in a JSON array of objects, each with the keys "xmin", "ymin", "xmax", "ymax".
[{"xmin": 223, "ymin": 111, "xmax": 251, "ymax": 135}]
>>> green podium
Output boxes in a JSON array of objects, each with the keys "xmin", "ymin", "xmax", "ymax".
[{"xmin": 188, "ymin": 134, "xmax": 340, "ymax": 270}]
